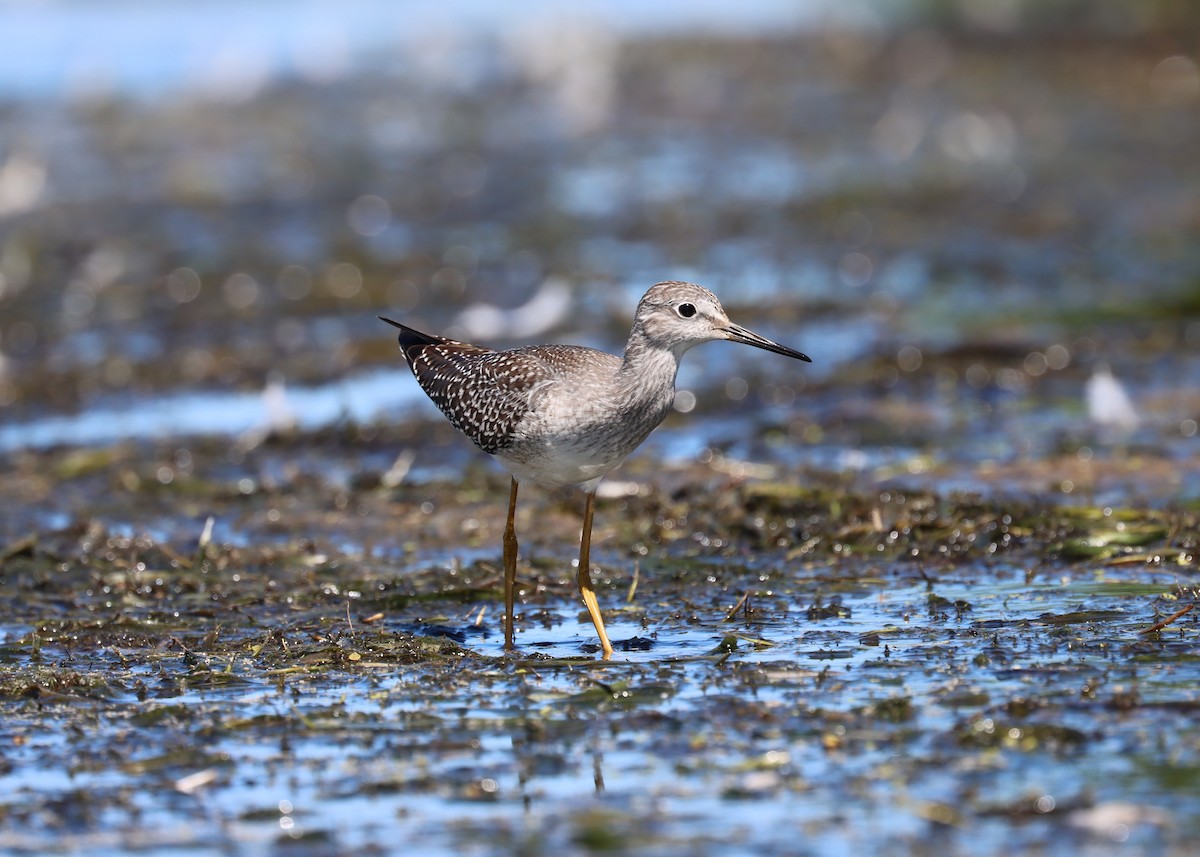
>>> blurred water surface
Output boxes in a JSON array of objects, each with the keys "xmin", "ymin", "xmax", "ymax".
[{"xmin": 1, "ymin": 0, "xmax": 1197, "ymax": 487}]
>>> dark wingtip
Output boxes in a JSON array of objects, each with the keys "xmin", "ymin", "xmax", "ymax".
[{"xmin": 378, "ymin": 316, "xmax": 448, "ymax": 363}]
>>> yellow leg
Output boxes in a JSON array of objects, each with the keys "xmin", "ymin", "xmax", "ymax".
[
  {"xmin": 503, "ymin": 477, "xmax": 519, "ymax": 650},
  {"xmin": 577, "ymin": 491, "xmax": 614, "ymax": 657}
]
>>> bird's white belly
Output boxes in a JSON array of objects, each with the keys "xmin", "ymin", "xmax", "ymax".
[{"xmin": 495, "ymin": 441, "xmax": 628, "ymax": 492}]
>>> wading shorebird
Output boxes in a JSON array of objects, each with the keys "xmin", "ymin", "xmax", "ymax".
[{"xmin": 381, "ymin": 281, "xmax": 809, "ymax": 656}]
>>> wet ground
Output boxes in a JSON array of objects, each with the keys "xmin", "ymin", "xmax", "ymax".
[{"xmin": 2, "ymin": 2, "xmax": 1200, "ymax": 855}]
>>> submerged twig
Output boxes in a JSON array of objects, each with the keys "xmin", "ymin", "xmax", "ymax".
[
  {"xmin": 723, "ymin": 591, "xmax": 750, "ymax": 622},
  {"xmin": 1140, "ymin": 603, "xmax": 1195, "ymax": 635}
]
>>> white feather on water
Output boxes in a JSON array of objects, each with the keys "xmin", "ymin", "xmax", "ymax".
[{"xmin": 1086, "ymin": 364, "xmax": 1139, "ymax": 430}]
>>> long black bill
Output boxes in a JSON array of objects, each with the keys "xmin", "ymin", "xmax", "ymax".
[
  {"xmin": 723, "ymin": 323, "xmax": 811, "ymax": 362},
  {"xmin": 378, "ymin": 316, "xmax": 403, "ymax": 329}
]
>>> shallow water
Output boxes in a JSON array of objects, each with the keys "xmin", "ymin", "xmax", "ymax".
[{"xmin": 3, "ymin": 554, "xmax": 1197, "ymax": 856}]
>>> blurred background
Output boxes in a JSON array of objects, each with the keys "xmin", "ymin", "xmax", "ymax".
[
  {"xmin": 1, "ymin": 6, "xmax": 1199, "ymax": 851},
  {"xmin": 1, "ymin": 0, "xmax": 1198, "ymax": 501}
]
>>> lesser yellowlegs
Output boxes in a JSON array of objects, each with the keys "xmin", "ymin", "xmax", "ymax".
[{"xmin": 381, "ymin": 280, "xmax": 810, "ymax": 656}]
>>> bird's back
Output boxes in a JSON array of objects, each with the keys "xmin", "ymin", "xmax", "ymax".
[{"xmin": 386, "ymin": 320, "xmax": 619, "ymax": 456}]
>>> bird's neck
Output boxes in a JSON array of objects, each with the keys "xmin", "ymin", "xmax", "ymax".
[{"xmin": 617, "ymin": 334, "xmax": 682, "ymax": 405}]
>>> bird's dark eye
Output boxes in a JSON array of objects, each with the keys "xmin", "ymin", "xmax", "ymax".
[{"xmin": 677, "ymin": 303, "xmax": 697, "ymax": 318}]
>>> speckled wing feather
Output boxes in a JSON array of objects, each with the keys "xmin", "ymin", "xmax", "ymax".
[{"xmin": 390, "ymin": 323, "xmax": 554, "ymax": 455}]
